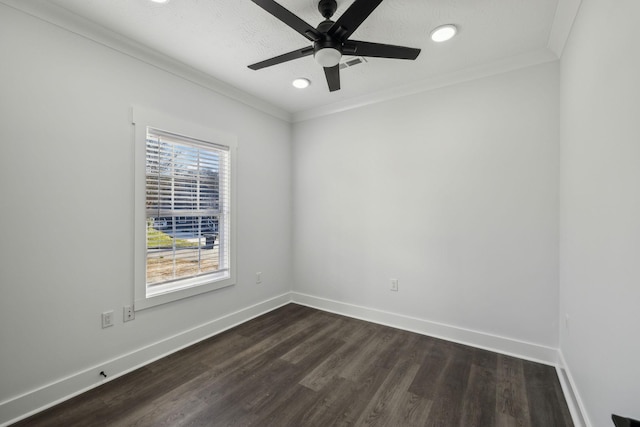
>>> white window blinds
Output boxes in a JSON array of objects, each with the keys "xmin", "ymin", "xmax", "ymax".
[{"xmin": 145, "ymin": 127, "xmax": 230, "ymax": 287}]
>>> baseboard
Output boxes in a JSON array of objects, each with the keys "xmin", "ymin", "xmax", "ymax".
[
  {"xmin": 556, "ymin": 350, "xmax": 592, "ymax": 427},
  {"xmin": 0, "ymin": 293, "xmax": 292, "ymax": 427},
  {"xmin": 291, "ymin": 291, "xmax": 558, "ymax": 365}
]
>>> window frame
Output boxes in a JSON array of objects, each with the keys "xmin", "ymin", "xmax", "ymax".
[{"xmin": 133, "ymin": 106, "xmax": 237, "ymax": 310}]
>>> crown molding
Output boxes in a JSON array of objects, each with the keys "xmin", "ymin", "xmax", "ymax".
[
  {"xmin": 2, "ymin": 0, "xmax": 578, "ymax": 124},
  {"xmin": 292, "ymin": 48, "xmax": 559, "ymax": 123},
  {"xmin": 292, "ymin": 0, "xmax": 582, "ymax": 123},
  {"xmin": 548, "ymin": 0, "xmax": 583, "ymax": 58},
  {"xmin": 0, "ymin": 0, "xmax": 292, "ymax": 122}
]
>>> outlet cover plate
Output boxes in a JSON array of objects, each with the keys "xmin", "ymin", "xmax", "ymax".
[
  {"xmin": 102, "ymin": 311, "xmax": 114, "ymax": 328},
  {"xmin": 124, "ymin": 306, "xmax": 135, "ymax": 322}
]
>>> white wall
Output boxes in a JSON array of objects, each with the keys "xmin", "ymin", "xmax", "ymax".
[
  {"xmin": 9, "ymin": 1, "xmax": 640, "ymax": 425},
  {"xmin": 559, "ymin": 0, "xmax": 640, "ymax": 426},
  {"xmin": 292, "ymin": 62, "xmax": 560, "ymax": 350},
  {"xmin": 0, "ymin": 4, "xmax": 291, "ymax": 422}
]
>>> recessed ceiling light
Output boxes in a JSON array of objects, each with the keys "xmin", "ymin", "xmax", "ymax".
[
  {"xmin": 292, "ymin": 78, "xmax": 310, "ymax": 89},
  {"xmin": 150, "ymin": 0, "xmax": 170, "ymax": 4},
  {"xmin": 430, "ymin": 24, "xmax": 457, "ymax": 42}
]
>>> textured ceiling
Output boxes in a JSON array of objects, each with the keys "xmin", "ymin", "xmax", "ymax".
[{"xmin": 43, "ymin": 0, "xmax": 560, "ymax": 116}]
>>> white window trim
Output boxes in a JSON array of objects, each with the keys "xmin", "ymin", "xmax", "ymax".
[{"xmin": 132, "ymin": 106, "xmax": 237, "ymax": 310}]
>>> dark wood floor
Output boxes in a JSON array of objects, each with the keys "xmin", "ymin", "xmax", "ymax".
[{"xmin": 13, "ymin": 304, "xmax": 574, "ymax": 427}]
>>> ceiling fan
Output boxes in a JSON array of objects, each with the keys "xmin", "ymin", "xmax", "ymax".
[{"xmin": 248, "ymin": 0, "xmax": 421, "ymax": 92}]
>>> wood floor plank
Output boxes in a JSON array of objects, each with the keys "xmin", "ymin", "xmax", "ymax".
[
  {"xmin": 338, "ymin": 328, "xmax": 397, "ymax": 381},
  {"xmin": 192, "ymin": 316, "xmax": 340, "ymax": 424},
  {"xmin": 408, "ymin": 339, "xmax": 450, "ymax": 398},
  {"xmin": 323, "ymin": 364, "xmax": 393, "ymax": 427},
  {"xmin": 100, "ymin": 361, "xmax": 210, "ymax": 424},
  {"xmin": 472, "ymin": 346, "xmax": 499, "ymax": 370},
  {"xmin": 108, "ymin": 388, "xmax": 209, "ymax": 427},
  {"xmin": 252, "ymin": 384, "xmax": 321, "ymax": 427},
  {"xmin": 239, "ymin": 335, "xmax": 344, "ymax": 418},
  {"xmin": 298, "ymin": 321, "xmax": 377, "ymax": 391},
  {"xmin": 193, "ymin": 320, "xmax": 329, "ymax": 406},
  {"xmin": 280, "ymin": 316, "xmax": 345, "ymax": 364},
  {"xmin": 293, "ymin": 351, "xmax": 396, "ymax": 427},
  {"xmin": 260, "ymin": 376, "xmax": 349, "ymax": 426},
  {"xmin": 374, "ymin": 329, "xmax": 419, "ymax": 370},
  {"xmin": 11, "ymin": 304, "xmax": 575, "ymax": 427},
  {"xmin": 252, "ymin": 330, "xmax": 364, "ymax": 427},
  {"xmin": 460, "ymin": 364, "xmax": 497, "ymax": 427},
  {"xmin": 183, "ymin": 359, "xmax": 294, "ymax": 426},
  {"xmin": 353, "ymin": 360, "xmax": 421, "ymax": 426},
  {"xmin": 231, "ymin": 303, "xmax": 313, "ymax": 339},
  {"xmin": 522, "ymin": 360, "xmax": 574, "ymax": 427},
  {"xmin": 12, "ymin": 386, "xmax": 112, "ymax": 427},
  {"xmin": 496, "ymin": 354, "xmax": 532, "ymax": 427},
  {"xmin": 168, "ymin": 331, "xmax": 253, "ymax": 371},
  {"xmin": 355, "ymin": 332, "xmax": 433, "ymax": 426},
  {"xmin": 199, "ymin": 309, "xmax": 326, "ymax": 379},
  {"xmin": 423, "ymin": 343, "xmax": 473, "ymax": 427},
  {"xmin": 393, "ymin": 391, "xmax": 434, "ymax": 427}
]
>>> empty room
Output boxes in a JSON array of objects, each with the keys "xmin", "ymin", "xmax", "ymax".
[{"xmin": 0, "ymin": 0, "xmax": 638, "ymax": 426}]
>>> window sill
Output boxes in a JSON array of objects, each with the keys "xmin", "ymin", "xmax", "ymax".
[{"xmin": 135, "ymin": 272, "xmax": 234, "ymax": 311}]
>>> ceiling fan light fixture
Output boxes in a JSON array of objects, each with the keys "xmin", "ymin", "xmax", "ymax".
[
  {"xmin": 430, "ymin": 24, "xmax": 457, "ymax": 42},
  {"xmin": 292, "ymin": 78, "xmax": 311, "ymax": 89},
  {"xmin": 314, "ymin": 48, "xmax": 342, "ymax": 68}
]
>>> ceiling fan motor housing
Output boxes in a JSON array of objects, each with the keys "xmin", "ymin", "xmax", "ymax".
[{"xmin": 314, "ymin": 36, "xmax": 341, "ymax": 54}]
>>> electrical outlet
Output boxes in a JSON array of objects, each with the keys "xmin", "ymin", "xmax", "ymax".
[
  {"xmin": 256, "ymin": 272, "xmax": 262, "ymax": 284},
  {"xmin": 390, "ymin": 279, "xmax": 399, "ymax": 292},
  {"xmin": 102, "ymin": 311, "xmax": 114, "ymax": 328},
  {"xmin": 124, "ymin": 305, "xmax": 135, "ymax": 322}
]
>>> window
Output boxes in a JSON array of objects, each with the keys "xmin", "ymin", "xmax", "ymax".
[{"xmin": 133, "ymin": 107, "xmax": 236, "ymax": 309}]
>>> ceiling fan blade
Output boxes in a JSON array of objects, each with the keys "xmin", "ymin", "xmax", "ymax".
[
  {"xmin": 328, "ymin": 0, "xmax": 384, "ymax": 41},
  {"xmin": 248, "ymin": 46, "xmax": 314, "ymax": 70},
  {"xmin": 343, "ymin": 40, "xmax": 420, "ymax": 60},
  {"xmin": 251, "ymin": 0, "xmax": 322, "ymax": 42},
  {"xmin": 323, "ymin": 65, "xmax": 341, "ymax": 92}
]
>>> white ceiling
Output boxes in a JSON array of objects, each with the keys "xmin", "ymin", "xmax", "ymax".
[{"xmin": 8, "ymin": 0, "xmax": 577, "ymax": 120}]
